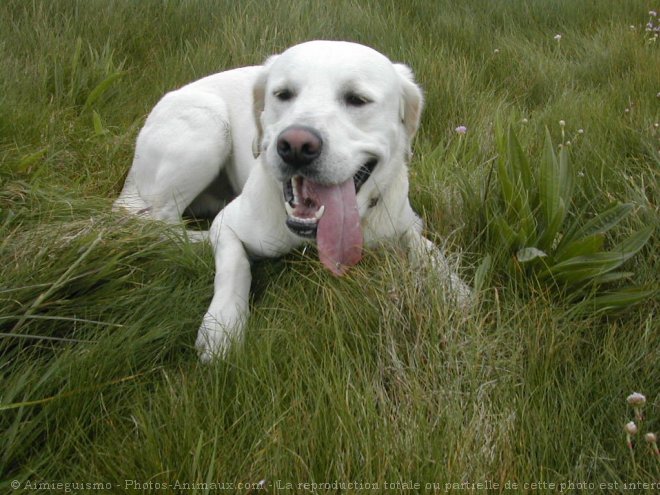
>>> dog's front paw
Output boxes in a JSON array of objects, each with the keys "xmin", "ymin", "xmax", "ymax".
[
  {"xmin": 448, "ymin": 274, "xmax": 473, "ymax": 309},
  {"xmin": 426, "ymin": 255, "xmax": 474, "ymax": 310},
  {"xmin": 195, "ymin": 318, "xmax": 234, "ymax": 363}
]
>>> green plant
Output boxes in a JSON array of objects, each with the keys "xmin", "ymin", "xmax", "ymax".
[{"xmin": 485, "ymin": 124, "xmax": 654, "ymax": 314}]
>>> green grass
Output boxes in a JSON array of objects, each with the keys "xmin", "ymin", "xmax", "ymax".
[{"xmin": 1, "ymin": 0, "xmax": 659, "ymax": 492}]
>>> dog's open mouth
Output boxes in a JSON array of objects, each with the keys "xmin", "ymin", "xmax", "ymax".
[
  {"xmin": 283, "ymin": 158, "xmax": 377, "ymax": 237},
  {"xmin": 282, "ymin": 158, "xmax": 377, "ymax": 275}
]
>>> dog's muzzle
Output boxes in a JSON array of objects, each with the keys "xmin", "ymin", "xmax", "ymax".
[{"xmin": 282, "ymin": 157, "xmax": 377, "ymax": 238}]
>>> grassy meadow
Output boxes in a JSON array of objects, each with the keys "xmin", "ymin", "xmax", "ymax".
[{"xmin": 1, "ymin": 0, "xmax": 659, "ymax": 492}]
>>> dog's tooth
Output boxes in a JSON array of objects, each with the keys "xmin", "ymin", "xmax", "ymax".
[
  {"xmin": 289, "ymin": 215, "xmax": 318, "ymax": 225},
  {"xmin": 283, "ymin": 180, "xmax": 294, "ymax": 203},
  {"xmin": 284, "ymin": 201, "xmax": 294, "ymax": 216},
  {"xmin": 314, "ymin": 205, "xmax": 325, "ymax": 220}
]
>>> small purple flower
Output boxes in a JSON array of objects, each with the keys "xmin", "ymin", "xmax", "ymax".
[
  {"xmin": 455, "ymin": 125, "xmax": 467, "ymax": 134},
  {"xmin": 650, "ymin": 10, "xmax": 657, "ymax": 17},
  {"xmin": 625, "ymin": 421, "xmax": 638, "ymax": 450},
  {"xmin": 627, "ymin": 392, "xmax": 646, "ymax": 406}
]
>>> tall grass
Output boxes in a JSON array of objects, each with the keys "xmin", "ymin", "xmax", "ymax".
[{"xmin": 1, "ymin": 0, "xmax": 658, "ymax": 492}]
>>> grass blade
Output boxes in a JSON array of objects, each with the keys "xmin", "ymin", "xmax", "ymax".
[
  {"xmin": 0, "ymin": 373, "xmax": 144, "ymax": 411},
  {"xmin": 474, "ymin": 254, "xmax": 492, "ymax": 293},
  {"xmin": 68, "ymin": 37, "xmax": 83, "ymax": 99},
  {"xmin": 84, "ymin": 71, "xmax": 126, "ymax": 110},
  {"xmin": 92, "ymin": 110, "xmax": 106, "ymax": 136},
  {"xmin": 10, "ymin": 232, "xmax": 104, "ymax": 334}
]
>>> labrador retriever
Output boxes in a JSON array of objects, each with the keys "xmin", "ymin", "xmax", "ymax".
[{"xmin": 114, "ymin": 40, "xmax": 471, "ymax": 361}]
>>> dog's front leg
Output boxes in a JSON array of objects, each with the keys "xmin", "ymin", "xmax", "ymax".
[
  {"xmin": 195, "ymin": 225, "xmax": 252, "ymax": 362},
  {"xmin": 405, "ymin": 227, "xmax": 473, "ymax": 307}
]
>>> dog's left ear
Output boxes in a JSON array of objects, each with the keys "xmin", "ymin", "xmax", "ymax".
[
  {"xmin": 394, "ymin": 64, "xmax": 424, "ymax": 139},
  {"xmin": 252, "ymin": 55, "xmax": 279, "ymax": 158}
]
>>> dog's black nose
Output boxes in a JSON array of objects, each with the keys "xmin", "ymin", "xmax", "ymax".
[{"xmin": 276, "ymin": 126, "xmax": 323, "ymax": 168}]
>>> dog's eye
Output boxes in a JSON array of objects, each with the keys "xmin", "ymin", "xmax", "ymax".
[
  {"xmin": 274, "ymin": 89, "xmax": 295, "ymax": 102},
  {"xmin": 344, "ymin": 92, "xmax": 371, "ymax": 107}
]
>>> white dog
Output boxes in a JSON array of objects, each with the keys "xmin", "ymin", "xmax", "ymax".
[{"xmin": 114, "ymin": 40, "xmax": 471, "ymax": 361}]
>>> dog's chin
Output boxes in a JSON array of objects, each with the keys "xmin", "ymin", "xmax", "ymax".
[
  {"xmin": 286, "ymin": 217, "xmax": 318, "ymax": 239},
  {"xmin": 282, "ymin": 157, "xmax": 378, "ymax": 238}
]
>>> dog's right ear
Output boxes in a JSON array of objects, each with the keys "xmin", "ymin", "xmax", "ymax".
[
  {"xmin": 252, "ymin": 55, "xmax": 279, "ymax": 159},
  {"xmin": 394, "ymin": 63, "xmax": 424, "ymax": 139}
]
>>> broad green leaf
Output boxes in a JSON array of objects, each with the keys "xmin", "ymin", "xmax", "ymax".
[
  {"xmin": 589, "ymin": 289, "xmax": 655, "ymax": 309},
  {"xmin": 571, "ymin": 289, "xmax": 655, "ymax": 316},
  {"xmin": 546, "ymin": 252, "xmax": 632, "ymax": 274},
  {"xmin": 540, "ymin": 253, "xmax": 628, "ymax": 281},
  {"xmin": 493, "ymin": 124, "xmax": 535, "ymax": 239},
  {"xmin": 555, "ymin": 233, "xmax": 604, "ymax": 260},
  {"xmin": 552, "ymin": 266, "xmax": 622, "ymax": 284},
  {"xmin": 609, "ymin": 225, "xmax": 653, "ymax": 260},
  {"xmin": 537, "ymin": 199, "xmax": 565, "ymax": 250},
  {"xmin": 558, "ymin": 142, "xmax": 573, "ymax": 209},
  {"xmin": 508, "ymin": 126, "xmax": 532, "ymax": 191},
  {"xmin": 517, "ymin": 188, "xmax": 536, "ymax": 244},
  {"xmin": 494, "ymin": 215, "xmax": 518, "ymax": 250},
  {"xmin": 84, "ymin": 71, "xmax": 125, "ymax": 110},
  {"xmin": 17, "ymin": 148, "xmax": 48, "ymax": 173},
  {"xmin": 500, "ymin": 127, "xmax": 535, "ymax": 234},
  {"xmin": 590, "ymin": 271, "xmax": 634, "ymax": 284},
  {"xmin": 92, "ymin": 110, "xmax": 105, "ymax": 136},
  {"xmin": 559, "ymin": 203, "xmax": 633, "ymax": 250},
  {"xmin": 539, "ymin": 128, "xmax": 560, "ymax": 228},
  {"xmin": 494, "ymin": 118, "xmax": 507, "ymax": 158},
  {"xmin": 542, "ymin": 227, "xmax": 652, "ymax": 281},
  {"xmin": 496, "ymin": 154, "xmax": 515, "ymax": 210}
]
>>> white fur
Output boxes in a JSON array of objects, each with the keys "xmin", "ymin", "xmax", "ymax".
[{"xmin": 114, "ymin": 41, "xmax": 471, "ymax": 361}]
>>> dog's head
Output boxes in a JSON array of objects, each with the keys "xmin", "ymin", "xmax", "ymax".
[{"xmin": 252, "ymin": 40, "xmax": 423, "ymax": 275}]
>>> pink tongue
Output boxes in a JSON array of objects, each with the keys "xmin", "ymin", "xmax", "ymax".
[{"xmin": 303, "ymin": 179, "xmax": 363, "ymax": 276}]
